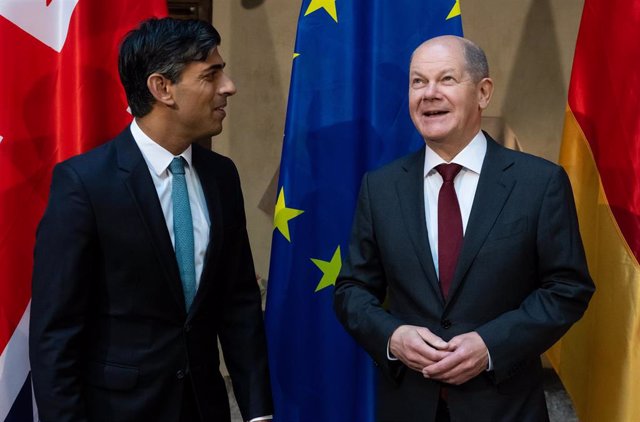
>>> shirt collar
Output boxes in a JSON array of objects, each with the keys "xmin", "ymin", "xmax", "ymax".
[
  {"xmin": 423, "ymin": 131, "xmax": 487, "ymax": 177},
  {"xmin": 130, "ymin": 118, "xmax": 193, "ymax": 176}
]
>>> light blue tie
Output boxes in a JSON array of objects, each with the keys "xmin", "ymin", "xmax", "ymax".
[{"xmin": 168, "ymin": 157, "xmax": 196, "ymax": 310}]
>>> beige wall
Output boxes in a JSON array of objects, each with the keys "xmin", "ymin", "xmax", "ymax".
[
  {"xmin": 213, "ymin": 1, "xmax": 298, "ymax": 280},
  {"xmin": 212, "ymin": 0, "xmax": 584, "ymax": 279},
  {"xmin": 462, "ymin": 0, "xmax": 584, "ymax": 159}
]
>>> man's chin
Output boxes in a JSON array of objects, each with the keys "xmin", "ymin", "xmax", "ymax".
[
  {"xmin": 417, "ymin": 124, "xmax": 453, "ymax": 141},
  {"xmin": 421, "ymin": 133, "xmax": 451, "ymax": 144},
  {"xmin": 202, "ymin": 125, "xmax": 223, "ymax": 140}
]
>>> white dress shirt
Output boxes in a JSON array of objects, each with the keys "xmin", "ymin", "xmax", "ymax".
[
  {"xmin": 130, "ymin": 120, "xmax": 271, "ymax": 422},
  {"xmin": 423, "ymin": 131, "xmax": 487, "ymax": 274},
  {"xmin": 424, "ymin": 131, "xmax": 493, "ymax": 370},
  {"xmin": 130, "ymin": 119, "xmax": 210, "ymax": 287},
  {"xmin": 388, "ymin": 131, "xmax": 493, "ymax": 370}
]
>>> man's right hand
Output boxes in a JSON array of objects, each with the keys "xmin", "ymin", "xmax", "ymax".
[{"xmin": 389, "ymin": 325, "xmax": 450, "ymax": 372}]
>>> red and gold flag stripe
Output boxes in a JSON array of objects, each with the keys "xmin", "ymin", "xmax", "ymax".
[{"xmin": 548, "ymin": 1, "xmax": 640, "ymax": 421}]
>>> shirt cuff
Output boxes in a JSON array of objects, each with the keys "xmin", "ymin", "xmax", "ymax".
[
  {"xmin": 386, "ymin": 338, "xmax": 398, "ymax": 361},
  {"xmin": 249, "ymin": 416, "xmax": 273, "ymax": 422},
  {"xmin": 486, "ymin": 349, "xmax": 493, "ymax": 371}
]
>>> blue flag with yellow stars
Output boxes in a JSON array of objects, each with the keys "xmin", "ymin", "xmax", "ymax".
[{"xmin": 265, "ymin": 1, "xmax": 463, "ymax": 420}]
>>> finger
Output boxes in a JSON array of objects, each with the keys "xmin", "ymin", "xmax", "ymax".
[
  {"xmin": 424, "ymin": 337, "xmax": 488, "ymax": 384},
  {"xmin": 439, "ymin": 361, "xmax": 484, "ymax": 385},
  {"xmin": 427, "ymin": 357, "xmax": 473, "ymax": 384},
  {"xmin": 420, "ymin": 345, "xmax": 452, "ymax": 364},
  {"xmin": 422, "ymin": 351, "xmax": 464, "ymax": 378},
  {"xmin": 415, "ymin": 327, "xmax": 448, "ymax": 350},
  {"xmin": 403, "ymin": 337, "xmax": 449, "ymax": 369},
  {"xmin": 390, "ymin": 326, "xmax": 451, "ymax": 370},
  {"xmin": 408, "ymin": 336, "xmax": 451, "ymax": 365}
]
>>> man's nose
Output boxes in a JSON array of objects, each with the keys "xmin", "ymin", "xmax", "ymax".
[
  {"xmin": 422, "ymin": 82, "xmax": 440, "ymax": 100},
  {"xmin": 221, "ymin": 73, "xmax": 237, "ymax": 96}
]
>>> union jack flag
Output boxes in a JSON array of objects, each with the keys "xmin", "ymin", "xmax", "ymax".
[{"xmin": 0, "ymin": 1, "xmax": 166, "ymax": 420}]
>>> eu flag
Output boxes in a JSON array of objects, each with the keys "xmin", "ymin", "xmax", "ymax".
[{"xmin": 265, "ymin": 1, "xmax": 463, "ymax": 420}]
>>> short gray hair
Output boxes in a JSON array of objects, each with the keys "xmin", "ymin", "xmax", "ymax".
[{"xmin": 460, "ymin": 38, "xmax": 489, "ymax": 82}]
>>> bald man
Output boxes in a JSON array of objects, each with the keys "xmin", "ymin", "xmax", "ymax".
[{"xmin": 334, "ymin": 36, "xmax": 594, "ymax": 422}]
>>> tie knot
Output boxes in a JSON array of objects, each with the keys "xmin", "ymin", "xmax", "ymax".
[
  {"xmin": 436, "ymin": 163, "xmax": 462, "ymax": 182},
  {"xmin": 168, "ymin": 157, "xmax": 186, "ymax": 175}
]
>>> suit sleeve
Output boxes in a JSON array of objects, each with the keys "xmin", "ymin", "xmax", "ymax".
[
  {"xmin": 475, "ymin": 166, "xmax": 595, "ymax": 383},
  {"xmin": 334, "ymin": 173, "xmax": 406, "ymax": 379},
  {"xmin": 216, "ymin": 160, "xmax": 273, "ymax": 420},
  {"xmin": 30, "ymin": 162, "xmax": 96, "ymax": 422}
]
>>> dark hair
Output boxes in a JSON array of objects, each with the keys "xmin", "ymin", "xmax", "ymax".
[
  {"xmin": 118, "ymin": 17, "xmax": 221, "ymax": 117},
  {"xmin": 460, "ymin": 38, "xmax": 489, "ymax": 83}
]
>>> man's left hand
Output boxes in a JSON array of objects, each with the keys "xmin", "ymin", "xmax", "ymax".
[{"xmin": 421, "ymin": 331, "xmax": 488, "ymax": 385}]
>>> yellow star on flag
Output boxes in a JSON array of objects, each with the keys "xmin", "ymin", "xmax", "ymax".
[
  {"xmin": 447, "ymin": 0, "xmax": 461, "ymax": 20},
  {"xmin": 304, "ymin": 0, "xmax": 338, "ymax": 23},
  {"xmin": 311, "ymin": 246, "xmax": 342, "ymax": 292},
  {"xmin": 274, "ymin": 187, "xmax": 304, "ymax": 242},
  {"xmin": 293, "ymin": 52, "xmax": 300, "ymax": 59}
]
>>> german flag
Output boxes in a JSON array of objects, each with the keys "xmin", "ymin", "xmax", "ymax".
[{"xmin": 547, "ymin": 0, "xmax": 640, "ymax": 421}]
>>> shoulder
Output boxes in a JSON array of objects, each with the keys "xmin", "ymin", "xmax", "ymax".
[
  {"xmin": 192, "ymin": 142, "xmax": 234, "ymax": 165},
  {"xmin": 487, "ymin": 138, "xmax": 566, "ymax": 182},
  {"xmin": 54, "ymin": 131, "xmax": 125, "ymax": 178},
  {"xmin": 191, "ymin": 144, "xmax": 247, "ymax": 201},
  {"xmin": 192, "ymin": 143, "xmax": 238, "ymax": 178}
]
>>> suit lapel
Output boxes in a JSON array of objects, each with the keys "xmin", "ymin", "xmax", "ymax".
[
  {"xmin": 115, "ymin": 129, "xmax": 186, "ymax": 314},
  {"xmin": 188, "ymin": 145, "xmax": 223, "ymax": 318},
  {"xmin": 446, "ymin": 137, "xmax": 516, "ymax": 305},
  {"xmin": 396, "ymin": 147, "xmax": 443, "ymax": 301}
]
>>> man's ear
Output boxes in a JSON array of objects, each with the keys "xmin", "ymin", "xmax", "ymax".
[
  {"xmin": 147, "ymin": 73, "xmax": 175, "ymax": 106},
  {"xmin": 477, "ymin": 77, "xmax": 494, "ymax": 110}
]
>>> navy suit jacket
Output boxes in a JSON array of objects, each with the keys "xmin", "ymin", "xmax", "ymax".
[
  {"xmin": 30, "ymin": 127, "xmax": 272, "ymax": 422},
  {"xmin": 334, "ymin": 135, "xmax": 594, "ymax": 422}
]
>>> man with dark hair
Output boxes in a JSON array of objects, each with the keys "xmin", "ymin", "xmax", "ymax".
[
  {"xmin": 30, "ymin": 17, "xmax": 273, "ymax": 422},
  {"xmin": 334, "ymin": 35, "xmax": 594, "ymax": 422}
]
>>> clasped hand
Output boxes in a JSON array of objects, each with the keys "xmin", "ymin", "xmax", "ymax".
[{"xmin": 389, "ymin": 325, "xmax": 489, "ymax": 385}]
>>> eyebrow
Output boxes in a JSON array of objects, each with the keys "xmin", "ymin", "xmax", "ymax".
[
  {"xmin": 410, "ymin": 67, "xmax": 458, "ymax": 78},
  {"xmin": 201, "ymin": 62, "xmax": 226, "ymax": 75}
]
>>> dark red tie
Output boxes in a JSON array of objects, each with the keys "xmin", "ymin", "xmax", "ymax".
[{"xmin": 436, "ymin": 163, "xmax": 463, "ymax": 299}]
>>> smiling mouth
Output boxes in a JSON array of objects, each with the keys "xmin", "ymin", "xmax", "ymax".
[{"xmin": 423, "ymin": 110, "xmax": 448, "ymax": 117}]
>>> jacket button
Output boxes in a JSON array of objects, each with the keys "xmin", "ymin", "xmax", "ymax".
[
  {"xmin": 441, "ymin": 319, "xmax": 452, "ymax": 329},
  {"xmin": 176, "ymin": 370, "xmax": 185, "ymax": 380}
]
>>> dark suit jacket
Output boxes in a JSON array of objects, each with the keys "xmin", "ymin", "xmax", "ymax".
[
  {"xmin": 30, "ymin": 128, "xmax": 273, "ymax": 422},
  {"xmin": 334, "ymin": 136, "xmax": 594, "ymax": 422}
]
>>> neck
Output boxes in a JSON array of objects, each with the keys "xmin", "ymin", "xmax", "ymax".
[
  {"xmin": 426, "ymin": 137, "xmax": 472, "ymax": 162},
  {"xmin": 425, "ymin": 126, "xmax": 481, "ymax": 162},
  {"xmin": 135, "ymin": 116, "xmax": 191, "ymax": 156}
]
